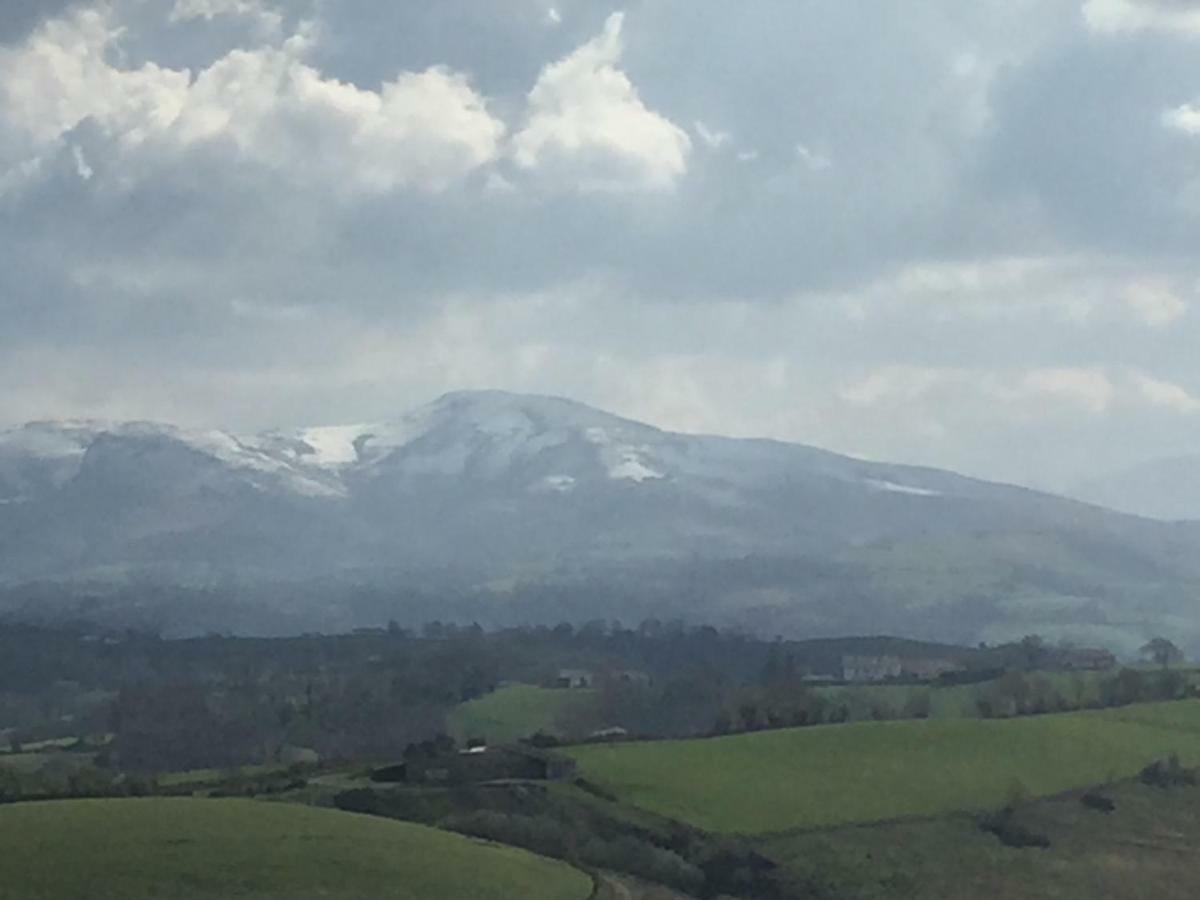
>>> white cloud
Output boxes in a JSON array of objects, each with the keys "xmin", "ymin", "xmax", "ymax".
[
  {"xmin": 71, "ymin": 144, "xmax": 93, "ymax": 181},
  {"xmin": 511, "ymin": 12, "xmax": 691, "ymax": 191},
  {"xmin": 1016, "ymin": 367, "xmax": 1114, "ymax": 413},
  {"xmin": 169, "ymin": 0, "xmax": 283, "ymax": 35},
  {"xmin": 0, "ymin": 8, "xmax": 505, "ymax": 194},
  {"xmin": 1123, "ymin": 278, "xmax": 1187, "ymax": 327},
  {"xmin": 173, "ymin": 43, "xmax": 504, "ymax": 192},
  {"xmin": 0, "ymin": 9, "xmax": 190, "ymax": 150},
  {"xmin": 795, "ymin": 142, "xmax": 832, "ymax": 171},
  {"xmin": 694, "ymin": 120, "xmax": 730, "ymax": 150},
  {"xmin": 839, "ymin": 365, "xmax": 1115, "ymax": 416},
  {"xmin": 840, "ymin": 363, "xmax": 1200, "ymax": 421},
  {"xmin": 1083, "ymin": 0, "xmax": 1200, "ymax": 36},
  {"xmin": 1163, "ymin": 102, "xmax": 1200, "ymax": 134},
  {"xmin": 1131, "ymin": 372, "xmax": 1200, "ymax": 413},
  {"xmin": 839, "ymin": 366, "xmax": 949, "ymax": 407}
]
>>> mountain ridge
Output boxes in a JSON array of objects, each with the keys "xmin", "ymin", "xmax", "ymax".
[{"xmin": 1, "ymin": 390, "xmax": 1197, "ymax": 651}]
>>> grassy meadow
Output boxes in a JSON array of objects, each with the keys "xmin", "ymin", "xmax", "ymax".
[
  {"xmin": 764, "ymin": 777, "xmax": 1200, "ymax": 900},
  {"xmin": 0, "ymin": 798, "xmax": 593, "ymax": 900},
  {"xmin": 448, "ymin": 684, "xmax": 595, "ymax": 744},
  {"xmin": 568, "ymin": 700, "xmax": 1200, "ymax": 833}
]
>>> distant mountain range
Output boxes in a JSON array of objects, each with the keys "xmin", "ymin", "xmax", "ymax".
[{"xmin": 1, "ymin": 390, "xmax": 1198, "ymax": 652}]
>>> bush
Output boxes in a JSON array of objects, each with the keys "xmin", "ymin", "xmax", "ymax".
[
  {"xmin": 979, "ymin": 810, "xmax": 1051, "ymax": 849},
  {"xmin": 1080, "ymin": 791, "xmax": 1116, "ymax": 813},
  {"xmin": 1140, "ymin": 755, "xmax": 1197, "ymax": 789}
]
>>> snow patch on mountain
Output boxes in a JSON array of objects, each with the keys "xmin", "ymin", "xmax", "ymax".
[
  {"xmin": 583, "ymin": 427, "xmax": 664, "ymax": 483},
  {"xmin": 292, "ymin": 425, "xmax": 373, "ymax": 467},
  {"xmin": 867, "ymin": 478, "xmax": 941, "ymax": 497}
]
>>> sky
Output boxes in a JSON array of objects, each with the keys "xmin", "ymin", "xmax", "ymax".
[{"xmin": 3, "ymin": 0, "xmax": 1200, "ymax": 491}]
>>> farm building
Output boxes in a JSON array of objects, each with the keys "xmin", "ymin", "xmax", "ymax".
[
  {"xmin": 1058, "ymin": 648, "xmax": 1117, "ymax": 671},
  {"xmin": 900, "ymin": 658, "xmax": 963, "ymax": 681},
  {"xmin": 841, "ymin": 655, "xmax": 903, "ymax": 682},
  {"xmin": 554, "ymin": 669, "xmax": 594, "ymax": 689},
  {"xmin": 588, "ymin": 726, "xmax": 629, "ymax": 741}
]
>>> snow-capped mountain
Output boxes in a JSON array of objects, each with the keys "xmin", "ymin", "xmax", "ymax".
[{"xmin": 2, "ymin": 390, "xmax": 1199, "ymax": 649}]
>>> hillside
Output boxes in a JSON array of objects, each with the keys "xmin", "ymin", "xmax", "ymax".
[
  {"xmin": 3, "ymin": 390, "xmax": 1200, "ymax": 649},
  {"xmin": 567, "ymin": 701, "xmax": 1200, "ymax": 833},
  {"xmin": 766, "ymin": 776, "xmax": 1200, "ymax": 900},
  {"xmin": 0, "ymin": 798, "xmax": 592, "ymax": 900}
]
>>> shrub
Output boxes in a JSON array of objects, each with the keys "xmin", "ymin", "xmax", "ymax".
[
  {"xmin": 979, "ymin": 810, "xmax": 1051, "ymax": 849},
  {"xmin": 1140, "ymin": 755, "xmax": 1197, "ymax": 789},
  {"xmin": 1080, "ymin": 791, "xmax": 1116, "ymax": 813}
]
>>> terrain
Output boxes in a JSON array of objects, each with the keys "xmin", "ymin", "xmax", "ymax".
[
  {"xmin": 566, "ymin": 701, "xmax": 1200, "ymax": 833},
  {"xmin": 0, "ymin": 798, "xmax": 592, "ymax": 900},
  {"xmin": 3, "ymin": 390, "xmax": 1200, "ymax": 650},
  {"xmin": 3, "ymin": 617, "xmax": 1200, "ymax": 899},
  {"xmin": 766, "ymin": 776, "xmax": 1200, "ymax": 900}
]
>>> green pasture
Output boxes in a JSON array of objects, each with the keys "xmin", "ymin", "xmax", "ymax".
[
  {"xmin": 568, "ymin": 700, "xmax": 1200, "ymax": 834},
  {"xmin": 764, "ymin": 777, "xmax": 1200, "ymax": 900},
  {"xmin": 0, "ymin": 798, "xmax": 593, "ymax": 900},
  {"xmin": 449, "ymin": 684, "xmax": 594, "ymax": 744}
]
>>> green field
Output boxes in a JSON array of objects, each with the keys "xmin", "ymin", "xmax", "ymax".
[
  {"xmin": 0, "ymin": 798, "xmax": 593, "ymax": 900},
  {"xmin": 0, "ymin": 751, "xmax": 95, "ymax": 776},
  {"xmin": 764, "ymin": 778, "xmax": 1200, "ymax": 900},
  {"xmin": 449, "ymin": 684, "xmax": 595, "ymax": 744},
  {"xmin": 568, "ymin": 700, "xmax": 1200, "ymax": 834}
]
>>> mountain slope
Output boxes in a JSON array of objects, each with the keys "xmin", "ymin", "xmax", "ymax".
[{"xmin": 1, "ymin": 390, "xmax": 1198, "ymax": 649}]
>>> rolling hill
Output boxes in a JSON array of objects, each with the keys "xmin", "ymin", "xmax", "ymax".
[
  {"xmin": 0, "ymin": 797, "xmax": 592, "ymax": 900},
  {"xmin": 567, "ymin": 700, "xmax": 1200, "ymax": 833}
]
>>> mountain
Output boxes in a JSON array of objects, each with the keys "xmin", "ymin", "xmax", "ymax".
[
  {"xmin": 1069, "ymin": 455, "xmax": 1200, "ymax": 522},
  {"xmin": 2, "ymin": 390, "xmax": 1199, "ymax": 651}
]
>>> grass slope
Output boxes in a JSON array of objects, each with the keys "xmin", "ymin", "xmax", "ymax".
[
  {"xmin": 449, "ymin": 684, "xmax": 594, "ymax": 744},
  {"xmin": 0, "ymin": 798, "xmax": 593, "ymax": 900},
  {"xmin": 568, "ymin": 700, "xmax": 1200, "ymax": 834},
  {"xmin": 764, "ymin": 778, "xmax": 1200, "ymax": 900}
]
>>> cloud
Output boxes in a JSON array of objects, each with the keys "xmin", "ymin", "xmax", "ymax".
[
  {"xmin": 837, "ymin": 365, "xmax": 1117, "ymax": 418},
  {"xmin": 169, "ymin": 0, "xmax": 283, "ymax": 35},
  {"xmin": 1132, "ymin": 372, "xmax": 1200, "ymax": 412},
  {"xmin": 838, "ymin": 364, "xmax": 1200, "ymax": 421},
  {"xmin": 1123, "ymin": 278, "xmax": 1188, "ymax": 326},
  {"xmin": 839, "ymin": 366, "xmax": 948, "ymax": 408},
  {"xmin": 1017, "ymin": 367, "xmax": 1115, "ymax": 413},
  {"xmin": 1082, "ymin": 0, "xmax": 1200, "ymax": 36},
  {"xmin": 70, "ymin": 144, "xmax": 92, "ymax": 180},
  {"xmin": 0, "ymin": 9, "xmax": 190, "ymax": 151},
  {"xmin": 0, "ymin": 7, "xmax": 505, "ymax": 195},
  {"xmin": 4, "ymin": 0, "xmax": 1200, "ymax": 497},
  {"xmin": 511, "ymin": 12, "xmax": 692, "ymax": 191},
  {"xmin": 693, "ymin": 120, "xmax": 730, "ymax": 150},
  {"xmin": 1163, "ymin": 101, "xmax": 1200, "ymax": 133},
  {"xmin": 173, "ymin": 41, "xmax": 504, "ymax": 192},
  {"xmin": 795, "ymin": 142, "xmax": 832, "ymax": 171}
]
